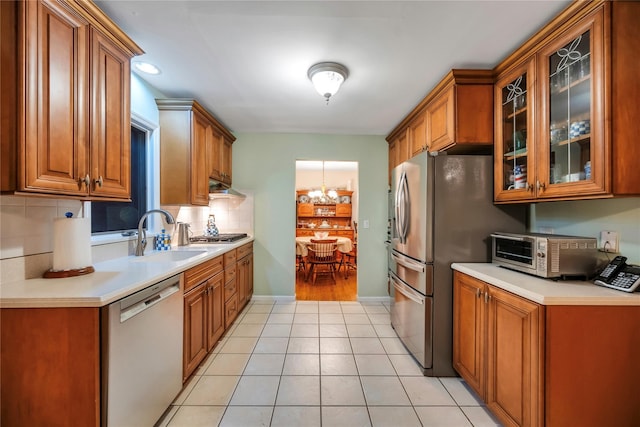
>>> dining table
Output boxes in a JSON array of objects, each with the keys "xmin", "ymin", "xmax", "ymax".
[{"xmin": 295, "ymin": 236, "xmax": 353, "ymax": 257}]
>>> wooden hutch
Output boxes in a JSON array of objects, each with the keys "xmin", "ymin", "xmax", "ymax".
[{"xmin": 296, "ymin": 190, "xmax": 355, "ymax": 240}]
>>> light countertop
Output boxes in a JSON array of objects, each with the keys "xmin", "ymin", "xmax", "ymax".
[
  {"xmin": 0, "ymin": 237, "xmax": 254, "ymax": 309},
  {"xmin": 451, "ymin": 263, "xmax": 640, "ymax": 306}
]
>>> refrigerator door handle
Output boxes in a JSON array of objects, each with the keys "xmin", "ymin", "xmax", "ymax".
[
  {"xmin": 401, "ymin": 171, "xmax": 410, "ymax": 242},
  {"xmin": 391, "ymin": 251, "xmax": 426, "ymax": 273},
  {"xmin": 390, "ymin": 274, "xmax": 424, "ymax": 305},
  {"xmin": 395, "ymin": 171, "xmax": 405, "ymax": 243},
  {"xmin": 396, "ymin": 170, "xmax": 409, "ymax": 243}
]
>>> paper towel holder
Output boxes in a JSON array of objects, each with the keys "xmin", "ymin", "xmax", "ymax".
[
  {"xmin": 43, "ymin": 265, "xmax": 95, "ymax": 279},
  {"xmin": 43, "ymin": 212, "xmax": 95, "ymax": 279}
]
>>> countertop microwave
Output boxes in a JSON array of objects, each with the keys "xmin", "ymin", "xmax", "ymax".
[{"xmin": 491, "ymin": 232, "xmax": 604, "ymax": 279}]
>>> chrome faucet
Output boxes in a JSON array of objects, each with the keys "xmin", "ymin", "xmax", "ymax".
[{"xmin": 135, "ymin": 209, "xmax": 176, "ymax": 256}]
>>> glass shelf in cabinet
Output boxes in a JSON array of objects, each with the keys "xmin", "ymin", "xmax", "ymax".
[
  {"xmin": 503, "ymin": 148, "xmax": 528, "ymax": 161},
  {"xmin": 505, "ymin": 106, "xmax": 527, "ymax": 120},
  {"xmin": 550, "ymin": 133, "xmax": 591, "ymax": 147},
  {"xmin": 550, "ymin": 74, "xmax": 590, "ymax": 95}
]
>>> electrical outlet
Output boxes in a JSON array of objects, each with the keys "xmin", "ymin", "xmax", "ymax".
[
  {"xmin": 363, "ymin": 219, "xmax": 370, "ymax": 229},
  {"xmin": 600, "ymin": 231, "xmax": 619, "ymax": 253}
]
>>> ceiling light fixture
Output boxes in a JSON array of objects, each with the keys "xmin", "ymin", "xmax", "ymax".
[
  {"xmin": 307, "ymin": 62, "xmax": 349, "ymax": 104},
  {"xmin": 133, "ymin": 61, "xmax": 161, "ymax": 75}
]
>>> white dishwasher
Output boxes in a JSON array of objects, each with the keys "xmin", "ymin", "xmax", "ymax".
[{"xmin": 101, "ymin": 274, "xmax": 183, "ymax": 427}]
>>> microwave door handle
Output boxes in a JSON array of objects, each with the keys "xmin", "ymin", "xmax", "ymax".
[
  {"xmin": 391, "ymin": 252, "xmax": 425, "ymax": 273},
  {"xmin": 490, "ymin": 233, "xmax": 525, "ymax": 241},
  {"xmin": 390, "ymin": 275, "xmax": 424, "ymax": 305}
]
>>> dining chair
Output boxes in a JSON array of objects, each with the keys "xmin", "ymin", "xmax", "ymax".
[
  {"xmin": 306, "ymin": 238, "xmax": 339, "ymax": 284},
  {"xmin": 296, "ymin": 253, "xmax": 306, "ymax": 273},
  {"xmin": 340, "ymin": 242, "xmax": 357, "ymax": 279}
]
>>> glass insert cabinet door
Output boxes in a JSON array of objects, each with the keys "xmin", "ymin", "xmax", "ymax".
[
  {"xmin": 538, "ymin": 7, "xmax": 606, "ymax": 199},
  {"xmin": 547, "ymin": 30, "xmax": 592, "ymax": 186},
  {"xmin": 495, "ymin": 60, "xmax": 535, "ymax": 201},
  {"xmin": 502, "ymin": 73, "xmax": 529, "ymax": 190}
]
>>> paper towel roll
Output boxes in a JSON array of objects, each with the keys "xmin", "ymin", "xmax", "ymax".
[{"xmin": 52, "ymin": 217, "xmax": 92, "ymax": 271}]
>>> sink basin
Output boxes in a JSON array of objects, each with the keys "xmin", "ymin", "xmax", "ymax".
[{"xmin": 131, "ymin": 250, "xmax": 208, "ymax": 263}]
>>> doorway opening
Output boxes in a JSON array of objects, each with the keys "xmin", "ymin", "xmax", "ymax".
[{"xmin": 295, "ymin": 160, "xmax": 358, "ymax": 301}]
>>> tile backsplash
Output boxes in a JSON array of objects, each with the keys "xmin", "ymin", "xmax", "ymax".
[
  {"xmin": 0, "ymin": 191, "xmax": 254, "ymax": 282},
  {"xmin": 1, "ymin": 195, "xmax": 84, "ymax": 282},
  {"xmin": 0, "ymin": 195, "xmax": 84, "ymax": 259},
  {"xmin": 163, "ymin": 192, "xmax": 254, "ymax": 238}
]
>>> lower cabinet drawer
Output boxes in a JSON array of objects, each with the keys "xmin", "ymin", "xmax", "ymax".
[
  {"xmin": 236, "ymin": 242, "xmax": 253, "ymax": 259},
  {"xmin": 225, "ymin": 266, "xmax": 236, "ymax": 284},
  {"xmin": 225, "ymin": 294, "xmax": 238, "ymax": 329},
  {"xmin": 224, "ymin": 279, "xmax": 237, "ymax": 302}
]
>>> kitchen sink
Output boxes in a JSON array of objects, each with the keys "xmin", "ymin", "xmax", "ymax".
[{"xmin": 131, "ymin": 250, "xmax": 208, "ymax": 263}]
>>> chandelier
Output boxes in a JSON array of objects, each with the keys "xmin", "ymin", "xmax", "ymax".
[{"xmin": 308, "ymin": 161, "xmax": 338, "ymax": 203}]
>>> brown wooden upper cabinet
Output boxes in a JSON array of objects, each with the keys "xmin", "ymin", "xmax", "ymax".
[
  {"xmin": 156, "ymin": 99, "xmax": 236, "ymax": 206},
  {"xmin": 386, "ymin": 69, "xmax": 493, "ymax": 178},
  {"xmin": 1, "ymin": 0, "xmax": 143, "ymax": 199},
  {"xmin": 206, "ymin": 125, "xmax": 233, "ymax": 185},
  {"xmin": 494, "ymin": 0, "xmax": 640, "ymax": 203}
]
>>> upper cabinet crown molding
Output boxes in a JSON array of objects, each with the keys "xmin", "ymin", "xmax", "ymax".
[
  {"xmin": 155, "ymin": 99, "xmax": 235, "ymax": 142},
  {"xmin": 66, "ymin": 0, "xmax": 144, "ymax": 57}
]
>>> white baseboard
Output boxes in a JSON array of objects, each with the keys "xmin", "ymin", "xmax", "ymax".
[
  {"xmin": 357, "ymin": 296, "xmax": 392, "ymax": 304},
  {"xmin": 250, "ymin": 295, "xmax": 391, "ymax": 304}
]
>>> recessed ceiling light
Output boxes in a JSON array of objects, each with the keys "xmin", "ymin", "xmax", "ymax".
[{"xmin": 133, "ymin": 61, "xmax": 161, "ymax": 75}]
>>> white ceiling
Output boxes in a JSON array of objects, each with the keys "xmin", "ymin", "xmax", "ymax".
[{"xmin": 97, "ymin": 0, "xmax": 570, "ymax": 136}]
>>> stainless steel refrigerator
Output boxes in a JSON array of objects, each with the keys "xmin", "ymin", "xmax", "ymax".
[{"xmin": 389, "ymin": 152, "xmax": 526, "ymax": 377}]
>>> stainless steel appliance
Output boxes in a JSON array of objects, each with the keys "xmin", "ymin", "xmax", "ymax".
[
  {"xmin": 101, "ymin": 274, "xmax": 183, "ymax": 426},
  {"xmin": 209, "ymin": 178, "xmax": 246, "ymax": 198},
  {"xmin": 390, "ymin": 152, "xmax": 526, "ymax": 376},
  {"xmin": 177, "ymin": 222, "xmax": 191, "ymax": 246},
  {"xmin": 491, "ymin": 232, "xmax": 603, "ymax": 279},
  {"xmin": 190, "ymin": 232, "xmax": 248, "ymax": 243}
]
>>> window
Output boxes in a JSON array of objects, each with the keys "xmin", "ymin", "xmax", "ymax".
[{"xmin": 91, "ymin": 126, "xmax": 147, "ymax": 234}]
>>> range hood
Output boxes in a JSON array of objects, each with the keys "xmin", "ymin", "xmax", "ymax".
[{"xmin": 209, "ymin": 179, "xmax": 246, "ymax": 199}]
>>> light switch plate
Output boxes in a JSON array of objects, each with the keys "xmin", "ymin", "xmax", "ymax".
[
  {"xmin": 600, "ymin": 230, "xmax": 619, "ymax": 253},
  {"xmin": 363, "ymin": 220, "xmax": 370, "ymax": 229}
]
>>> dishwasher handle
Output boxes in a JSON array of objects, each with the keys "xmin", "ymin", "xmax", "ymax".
[{"xmin": 119, "ymin": 275, "xmax": 181, "ymax": 323}]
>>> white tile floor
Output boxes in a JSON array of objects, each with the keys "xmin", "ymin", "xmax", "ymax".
[{"xmin": 158, "ymin": 300, "xmax": 502, "ymax": 427}]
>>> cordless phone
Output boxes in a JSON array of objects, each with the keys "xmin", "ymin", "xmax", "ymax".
[{"xmin": 594, "ymin": 256, "xmax": 640, "ymax": 293}]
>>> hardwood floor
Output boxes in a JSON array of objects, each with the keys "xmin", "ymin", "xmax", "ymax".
[{"xmin": 295, "ymin": 261, "xmax": 357, "ymax": 301}]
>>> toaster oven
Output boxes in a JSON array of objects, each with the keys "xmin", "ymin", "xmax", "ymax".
[{"xmin": 491, "ymin": 232, "xmax": 602, "ymax": 279}]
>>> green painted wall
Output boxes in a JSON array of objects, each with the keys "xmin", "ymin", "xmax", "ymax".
[
  {"xmin": 530, "ymin": 198, "xmax": 640, "ymax": 264},
  {"xmin": 232, "ymin": 133, "xmax": 389, "ymax": 298}
]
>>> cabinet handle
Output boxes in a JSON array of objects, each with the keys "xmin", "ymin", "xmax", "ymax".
[
  {"xmin": 527, "ymin": 183, "xmax": 534, "ymax": 192},
  {"xmin": 536, "ymin": 180, "xmax": 546, "ymax": 192},
  {"xmin": 484, "ymin": 291, "xmax": 490, "ymax": 304},
  {"xmin": 80, "ymin": 174, "xmax": 90, "ymax": 188},
  {"xmin": 95, "ymin": 176, "xmax": 103, "ymax": 187},
  {"xmin": 476, "ymin": 288, "xmax": 481, "ymax": 298}
]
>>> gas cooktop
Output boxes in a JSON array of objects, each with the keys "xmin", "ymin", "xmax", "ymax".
[{"xmin": 189, "ymin": 233, "xmax": 248, "ymax": 243}]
